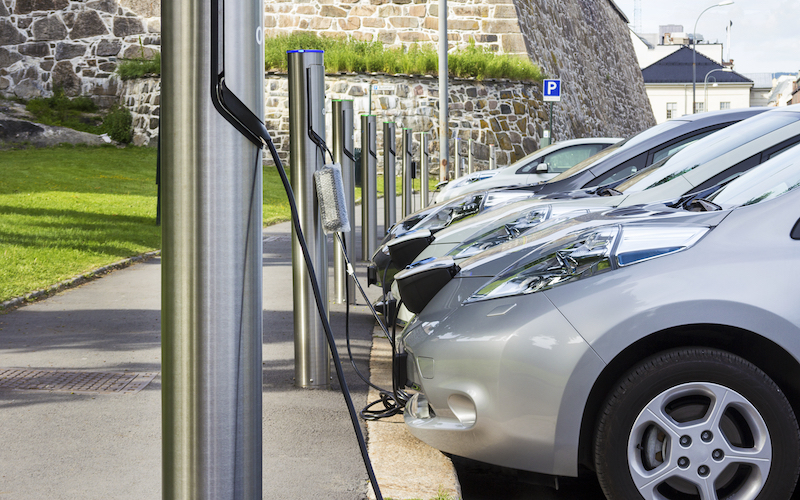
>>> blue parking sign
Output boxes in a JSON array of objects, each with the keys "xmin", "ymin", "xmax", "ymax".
[{"xmin": 543, "ymin": 79, "xmax": 561, "ymax": 102}]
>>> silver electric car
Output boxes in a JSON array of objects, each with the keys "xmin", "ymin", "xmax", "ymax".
[{"xmin": 400, "ymin": 143, "xmax": 800, "ymax": 500}]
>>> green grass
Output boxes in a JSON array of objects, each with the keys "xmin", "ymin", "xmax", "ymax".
[
  {"xmin": 266, "ymin": 33, "xmax": 543, "ymax": 82},
  {"xmin": 0, "ymin": 145, "xmax": 161, "ymax": 302},
  {"xmin": 117, "ymin": 34, "xmax": 542, "ymax": 82},
  {"xmin": 0, "ymin": 145, "xmax": 442, "ymax": 302},
  {"xmin": 116, "ymin": 52, "xmax": 161, "ymax": 81},
  {"xmin": 24, "ymin": 87, "xmax": 134, "ymax": 143}
]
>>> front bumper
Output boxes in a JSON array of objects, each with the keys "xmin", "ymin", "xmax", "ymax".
[{"xmin": 401, "ymin": 286, "xmax": 606, "ymax": 476}]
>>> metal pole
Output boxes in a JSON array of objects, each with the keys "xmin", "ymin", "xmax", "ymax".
[
  {"xmin": 401, "ymin": 128, "xmax": 413, "ymax": 216},
  {"xmin": 467, "ymin": 138, "xmax": 474, "ymax": 174},
  {"xmin": 162, "ymin": 0, "xmax": 262, "ymax": 492},
  {"xmin": 289, "ymin": 50, "xmax": 329, "ymax": 389},
  {"xmin": 438, "ymin": 0, "xmax": 448, "ymax": 184},
  {"xmin": 332, "ymin": 99, "xmax": 355, "ymax": 305},
  {"xmin": 361, "ymin": 114, "xmax": 378, "ymax": 260},
  {"xmin": 489, "ymin": 144, "xmax": 496, "ymax": 170},
  {"xmin": 454, "ymin": 137, "xmax": 461, "ymax": 179},
  {"xmin": 383, "ymin": 121, "xmax": 396, "ymax": 231},
  {"xmin": 420, "ymin": 132, "xmax": 430, "ymax": 207}
]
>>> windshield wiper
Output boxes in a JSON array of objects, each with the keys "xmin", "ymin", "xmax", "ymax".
[{"xmin": 683, "ymin": 198, "xmax": 722, "ymax": 212}]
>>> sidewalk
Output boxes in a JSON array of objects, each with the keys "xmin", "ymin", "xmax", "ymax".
[{"xmin": 0, "ymin": 198, "xmax": 459, "ymax": 499}]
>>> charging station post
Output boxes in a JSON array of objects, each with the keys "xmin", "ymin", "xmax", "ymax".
[
  {"xmin": 361, "ymin": 114, "xmax": 378, "ymax": 260},
  {"xmin": 419, "ymin": 132, "xmax": 430, "ymax": 207},
  {"xmin": 332, "ymin": 99, "xmax": 356, "ymax": 305},
  {"xmin": 161, "ymin": 0, "xmax": 263, "ymax": 492},
  {"xmin": 383, "ymin": 121, "xmax": 396, "ymax": 232},
  {"xmin": 401, "ymin": 128, "xmax": 414, "ymax": 217},
  {"xmin": 289, "ymin": 49, "xmax": 330, "ymax": 389}
]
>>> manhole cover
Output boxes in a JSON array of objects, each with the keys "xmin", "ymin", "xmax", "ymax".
[{"xmin": 0, "ymin": 368, "xmax": 158, "ymax": 394}]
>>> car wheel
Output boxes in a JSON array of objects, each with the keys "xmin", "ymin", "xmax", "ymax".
[{"xmin": 594, "ymin": 348, "xmax": 800, "ymax": 500}]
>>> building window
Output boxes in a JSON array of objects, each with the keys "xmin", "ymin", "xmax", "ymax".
[
  {"xmin": 720, "ymin": 102, "xmax": 731, "ymax": 110},
  {"xmin": 694, "ymin": 102, "xmax": 705, "ymax": 113},
  {"xmin": 666, "ymin": 102, "xmax": 678, "ymax": 119}
]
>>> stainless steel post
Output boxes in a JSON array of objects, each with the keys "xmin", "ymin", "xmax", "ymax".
[
  {"xmin": 332, "ymin": 99, "xmax": 355, "ymax": 304},
  {"xmin": 361, "ymin": 114, "xmax": 378, "ymax": 260},
  {"xmin": 438, "ymin": 0, "xmax": 448, "ymax": 184},
  {"xmin": 489, "ymin": 144, "xmax": 496, "ymax": 170},
  {"xmin": 454, "ymin": 137, "xmax": 461, "ymax": 179},
  {"xmin": 468, "ymin": 138, "xmax": 474, "ymax": 174},
  {"xmin": 289, "ymin": 50, "xmax": 329, "ymax": 389},
  {"xmin": 401, "ymin": 128, "xmax": 414, "ymax": 216},
  {"xmin": 383, "ymin": 121, "xmax": 396, "ymax": 231},
  {"xmin": 420, "ymin": 132, "xmax": 430, "ymax": 207},
  {"xmin": 162, "ymin": 0, "xmax": 262, "ymax": 492}
]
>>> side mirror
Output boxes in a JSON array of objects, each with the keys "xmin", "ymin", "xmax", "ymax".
[{"xmin": 536, "ymin": 162, "xmax": 549, "ymax": 173}]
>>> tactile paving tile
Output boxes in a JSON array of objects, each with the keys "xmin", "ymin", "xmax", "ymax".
[{"xmin": 0, "ymin": 368, "xmax": 158, "ymax": 394}]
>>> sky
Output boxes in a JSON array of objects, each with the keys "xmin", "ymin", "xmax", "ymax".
[{"xmin": 614, "ymin": 0, "xmax": 800, "ymax": 75}]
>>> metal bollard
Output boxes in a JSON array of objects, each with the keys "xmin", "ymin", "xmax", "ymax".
[
  {"xmin": 383, "ymin": 121, "xmax": 396, "ymax": 232},
  {"xmin": 453, "ymin": 137, "xmax": 461, "ymax": 179},
  {"xmin": 361, "ymin": 114, "xmax": 378, "ymax": 260},
  {"xmin": 420, "ymin": 132, "xmax": 430, "ymax": 207},
  {"xmin": 289, "ymin": 50, "xmax": 329, "ymax": 390},
  {"xmin": 332, "ymin": 99, "xmax": 355, "ymax": 305},
  {"xmin": 489, "ymin": 144, "xmax": 496, "ymax": 170},
  {"xmin": 468, "ymin": 138, "xmax": 474, "ymax": 174},
  {"xmin": 401, "ymin": 128, "xmax": 414, "ymax": 217}
]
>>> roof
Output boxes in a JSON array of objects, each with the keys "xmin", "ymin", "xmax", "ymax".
[{"xmin": 641, "ymin": 46, "xmax": 753, "ymax": 85}]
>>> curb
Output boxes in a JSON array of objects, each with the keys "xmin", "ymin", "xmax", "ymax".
[{"xmin": 0, "ymin": 250, "xmax": 161, "ymax": 313}]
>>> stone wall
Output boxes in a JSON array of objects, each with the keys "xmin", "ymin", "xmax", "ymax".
[
  {"xmin": 264, "ymin": 0, "xmax": 527, "ymax": 56},
  {"xmin": 120, "ymin": 74, "xmax": 158, "ymax": 146},
  {"xmin": 0, "ymin": 0, "xmax": 159, "ymax": 104},
  {"xmin": 515, "ymin": 0, "xmax": 655, "ymax": 138}
]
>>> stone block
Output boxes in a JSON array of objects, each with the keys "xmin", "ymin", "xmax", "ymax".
[
  {"xmin": 52, "ymin": 60, "xmax": 80, "ymax": 95},
  {"xmin": 96, "ymin": 38, "xmax": 121, "ymax": 56},
  {"xmin": 362, "ymin": 17, "xmax": 385, "ymax": 28},
  {"xmin": 397, "ymin": 31, "xmax": 429, "ymax": 42},
  {"xmin": 338, "ymin": 17, "xmax": 360, "ymax": 30},
  {"xmin": 123, "ymin": 44, "xmax": 156, "ymax": 59},
  {"xmin": 55, "ymin": 42, "xmax": 86, "ymax": 60},
  {"xmin": 298, "ymin": 18, "xmax": 309, "ymax": 29},
  {"xmin": 40, "ymin": 60, "xmax": 53, "ymax": 70},
  {"xmin": 146, "ymin": 18, "xmax": 160, "ymax": 33},
  {"xmin": 522, "ymin": 136, "xmax": 536, "ymax": 154},
  {"xmin": 389, "ymin": 17, "xmax": 418, "ymax": 28},
  {"xmin": 350, "ymin": 31, "xmax": 374, "ymax": 41},
  {"xmin": 493, "ymin": 4, "xmax": 517, "ymax": 18},
  {"xmin": 422, "ymin": 17, "xmax": 438, "ymax": 30},
  {"xmin": 448, "ymin": 19, "xmax": 479, "ymax": 31},
  {"xmin": 70, "ymin": 11, "xmax": 108, "ymax": 39},
  {"xmin": 263, "ymin": 16, "xmax": 276, "ymax": 28},
  {"xmin": 0, "ymin": 47, "xmax": 22, "ymax": 68},
  {"xmin": 86, "ymin": 0, "xmax": 116, "ymax": 14},
  {"xmin": 0, "ymin": 1, "xmax": 7, "ymax": 16},
  {"xmin": 351, "ymin": 5, "xmax": 376, "ymax": 15},
  {"xmin": 378, "ymin": 5, "xmax": 401, "ymax": 16},
  {"xmin": 295, "ymin": 5, "xmax": 314, "ymax": 14},
  {"xmin": 408, "ymin": 4, "xmax": 425, "ymax": 16},
  {"xmin": 99, "ymin": 61, "xmax": 116, "ymax": 71},
  {"xmin": 453, "ymin": 6, "xmax": 481, "ymax": 16},
  {"xmin": 14, "ymin": 0, "xmax": 68, "ymax": 14},
  {"xmin": 14, "ymin": 78, "xmax": 42, "ymax": 98},
  {"xmin": 20, "ymin": 41, "xmax": 49, "ymax": 58},
  {"xmin": 377, "ymin": 30, "xmax": 396, "ymax": 44},
  {"xmin": 309, "ymin": 17, "xmax": 331, "ymax": 30},
  {"xmin": 501, "ymin": 33, "xmax": 526, "ymax": 54},
  {"xmin": 114, "ymin": 16, "xmax": 144, "ymax": 37},
  {"xmin": 481, "ymin": 19, "xmax": 520, "ymax": 34},
  {"xmin": 62, "ymin": 12, "xmax": 75, "ymax": 29},
  {"xmin": 320, "ymin": 5, "xmax": 346, "ymax": 16},
  {"xmin": 1, "ymin": 19, "xmax": 28, "ymax": 45},
  {"xmin": 348, "ymin": 85, "xmax": 365, "ymax": 96}
]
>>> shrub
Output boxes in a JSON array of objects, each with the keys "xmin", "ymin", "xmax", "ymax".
[
  {"xmin": 102, "ymin": 105, "xmax": 133, "ymax": 144},
  {"xmin": 117, "ymin": 52, "xmax": 162, "ymax": 81}
]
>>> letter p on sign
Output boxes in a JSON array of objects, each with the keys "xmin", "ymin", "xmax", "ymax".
[{"xmin": 543, "ymin": 79, "xmax": 561, "ymax": 102}]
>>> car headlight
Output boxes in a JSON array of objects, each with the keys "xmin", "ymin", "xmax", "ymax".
[
  {"xmin": 481, "ymin": 190, "xmax": 538, "ymax": 210},
  {"xmin": 415, "ymin": 193, "xmax": 485, "ymax": 232},
  {"xmin": 465, "ymin": 224, "xmax": 710, "ymax": 303},
  {"xmin": 449, "ymin": 205, "xmax": 552, "ymax": 259}
]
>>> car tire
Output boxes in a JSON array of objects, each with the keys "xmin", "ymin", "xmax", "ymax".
[{"xmin": 594, "ymin": 347, "xmax": 800, "ymax": 500}]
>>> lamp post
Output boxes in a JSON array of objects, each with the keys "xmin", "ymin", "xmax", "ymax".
[
  {"xmin": 693, "ymin": 1, "xmax": 733, "ymax": 114},
  {"xmin": 704, "ymin": 67, "xmax": 732, "ymax": 112}
]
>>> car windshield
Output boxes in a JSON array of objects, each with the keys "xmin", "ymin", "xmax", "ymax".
[
  {"xmin": 706, "ymin": 143, "xmax": 800, "ymax": 208},
  {"xmin": 616, "ymin": 111, "xmax": 800, "ymax": 193},
  {"xmin": 547, "ymin": 120, "xmax": 687, "ymax": 183}
]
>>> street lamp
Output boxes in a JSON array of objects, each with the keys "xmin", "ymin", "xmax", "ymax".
[
  {"xmin": 693, "ymin": 1, "xmax": 734, "ymax": 113},
  {"xmin": 704, "ymin": 67, "xmax": 732, "ymax": 111}
]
